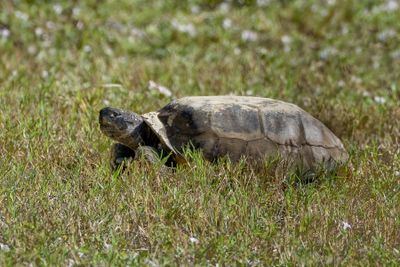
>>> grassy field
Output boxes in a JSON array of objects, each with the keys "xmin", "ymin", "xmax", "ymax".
[{"xmin": 1, "ymin": 0, "xmax": 399, "ymax": 265}]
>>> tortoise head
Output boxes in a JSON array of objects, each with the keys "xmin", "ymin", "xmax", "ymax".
[{"xmin": 99, "ymin": 107, "xmax": 145, "ymax": 150}]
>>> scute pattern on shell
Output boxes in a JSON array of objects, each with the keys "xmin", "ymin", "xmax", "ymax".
[{"xmin": 143, "ymin": 96, "xmax": 348, "ymax": 169}]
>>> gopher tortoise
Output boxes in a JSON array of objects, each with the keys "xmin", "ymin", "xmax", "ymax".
[{"xmin": 99, "ymin": 96, "xmax": 348, "ymax": 172}]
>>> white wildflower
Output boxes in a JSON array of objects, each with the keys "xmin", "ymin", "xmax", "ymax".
[
  {"xmin": 191, "ymin": 5, "xmax": 200, "ymax": 14},
  {"xmin": 374, "ymin": 96, "xmax": 386, "ymax": 104},
  {"xmin": 28, "ymin": 45, "xmax": 37, "ymax": 55},
  {"xmin": 15, "ymin": 11, "xmax": 29, "ymax": 21},
  {"xmin": 337, "ymin": 80, "xmax": 345, "ymax": 87},
  {"xmin": 148, "ymin": 80, "xmax": 172, "ymax": 97},
  {"xmin": 145, "ymin": 259, "xmax": 159, "ymax": 267},
  {"xmin": 281, "ymin": 35, "xmax": 292, "ymax": 52},
  {"xmin": 241, "ymin": 30, "xmax": 258, "ymax": 42},
  {"xmin": 377, "ymin": 29, "xmax": 396, "ymax": 42},
  {"xmin": 319, "ymin": 47, "xmax": 338, "ymax": 60},
  {"xmin": 390, "ymin": 49, "xmax": 400, "ymax": 60},
  {"xmin": 362, "ymin": 91, "xmax": 371, "ymax": 97},
  {"xmin": 104, "ymin": 242, "xmax": 112, "ymax": 250},
  {"xmin": 0, "ymin": 28, "xmax": 10, "ymax": 39},
  {"xmin": 189, "ymin": 237, "xmax": 199, "ymax": 244},
  {"xmin": 394, "ymin": 170, "xmax": 400, "ymax": 177},
  {"xmin": 67, "ymin": 259, "xmax": 75, "ymax": 267},
  {"xmin": 83, "ymin": 45, "xmax": 91, "ymax": 53},
  {"xmin": 384, "ymin": 0, "xmax": 399, "ymax": 11},
  {"xmin": 234, "ymin": 47, "xmax": 241, "ymax": 55},
  {"xmin": 373, "ymin": 60, "xmax": 380, "ymax": 69},
  {"xmin": 245, "ymin": 89, "xmax": 254, "ymax": 96},
  {"xmin": 78, "ymin": 252, "xmax": 85, "ymax": 258},
  {"xmin": 72, "ymin": 7, "xmax": 81, "ymax": 16},
  {"xmin": 171, "ymin": 20, "xmax": 197, "ymax": 37},
  {"xmin": 281, "ymin": 35, "xmax": 292, "ymax": 45},
  {"xmin": 219, "ymin": 2, "xmax": 230, "ymax": 13},
  {"xmin": 46, "ymin": 21, "xmax": 56, "ymax": 29},
  {"xmin": 131, "ymin": 27, "xmax": 145, "ymax": 38},
  {"xmin": 258, "ymin": 47, "xmax": 268, "ymax": 55},
  {"xmin": 257, "ymin": 0, "xmax": 271, "ymax": 7},
  {"xmin": 327, "ymin": 0, "xmax": 336, "ymax": 5},
  {"xmin": 0, "ymin": 242, "xmax": 10, "ymax": 252},
  {"xmin": 53, "ymin": 4, "xmax": 63, "ymax": 15},
  {"xmin": 104, "ymin": 46, "xmax": 113, "ymax": 56},
  {"xmin": 103, "ymin": 99, "xmax": 110, "ymax": 106},
  {"xmin": 35, "ymin": 27, "xmax": 44, "ymax": 37},
  {"xmin": 76, "ymin": 21, "xmax": 84, "ymax": 30},
  {"xmin": 342, "ymin": 221, "xmax": 352, "ymax": 230},
  {"xmin": 222, "ymin": 18, "xmax": 232, "ymax": 29},
  {"xmin": 41, "ymin": 70, "xmax": 49, "ymax": 79},
  {"xmin": 351, "ymin": 76, "xmax": 362, "ymax": 84},
  {"xmin": 341, "ymin": 25, "xmax": 349, "ymax": 35}
]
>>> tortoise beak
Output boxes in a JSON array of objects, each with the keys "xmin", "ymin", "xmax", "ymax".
[{"xmin": 99, "ymin": 107, "xmax": 121, "ymax": 126}]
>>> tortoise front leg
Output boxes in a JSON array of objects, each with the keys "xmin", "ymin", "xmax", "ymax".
[
  {"xmin": 135, "ymin": 146, "xmax": 161, "ymax": 164},
  {"xmin": 110, "ymin": 143, "xmax": 135, "ymax": 171},
  {"xmin": 135, "ymin": 146, "xmax": 173, "ymax": 174}
]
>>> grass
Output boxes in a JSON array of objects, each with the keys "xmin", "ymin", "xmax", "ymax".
[{"xmin": 0, "ymin": 0, "xmax": 399, "ymax": 265}]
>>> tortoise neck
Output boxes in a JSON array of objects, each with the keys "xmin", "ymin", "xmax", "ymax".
[{"xmin": 140, "ymin": 122, "xmax": 160, "ymax": 148}]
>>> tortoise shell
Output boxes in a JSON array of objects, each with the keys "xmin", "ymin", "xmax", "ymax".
[{"xmin": 142, "ymin": 96, "xmax": 348, "ymax": 169}]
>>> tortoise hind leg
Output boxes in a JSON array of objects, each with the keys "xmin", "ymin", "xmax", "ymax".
[{"xmin": 110, "ymin": 143, "xmax": 135, "ymax": 172}]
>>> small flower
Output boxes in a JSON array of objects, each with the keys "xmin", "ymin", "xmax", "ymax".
[
  {"xmin": 257, "ymin": 0, "xmax": 271, "ymax": 7},
  {"xmin": 15, "ymin": 11, "xmax": 29, "ymax": 21},
  {"xmin": 67, "ymin": 259, "xmax": 75, "ymax": 267},
  {"xmin": 281, "ymin": 35, "xmax": 292, "ymax": 45},
  {"xmin": 384, "ymin": 0, "xmax": 399, "ymax": 11},
  {"xmin": 0, "ymin": 28, "xmax": 10, "ymax": 39},
  {"xmin": 83, "ymin": 45, "xmax": 91, "ymax": 53},
  {"xmin": 327, "ymin": 0, "xmax": 336, "ymax": 6},
  {"xmin": 35, "ymin": 27, "xmax": 44, "ymax": 37},
  {"xmin": 234, "ymin": 47, "xmax": 241, "ymax": 55},
  {"xmin": 28, "ymin": 45, "xmax": 37, "ymax": 55},
  {"xmin": 130, "ymin": 27, "xmax": 145, "ymax": 38},
  {"xmin": 104, "ymin": 242, "xmax": 112, "ymax": 250},
  {"xmin": 337, "ymin": 80, "xmax": 345, "ymax": 87},
  {"xmin": 241, "ymin": 30, "xmax": 258, "ymax": 42},
  {"xmin": 390, "ymin": 49, "xmax": 400, "ymax": 60},
  {"xmin": 41, "ymin": 70, "xmax": 49, "ymax": 79},
  {"xmin": 189, "ymin": 237, "xmax": 199, "ymax": 244},
  {"xmin": 377, "ymin": 29, "xmax": 396, "ymax": 42},
  {"xmin": 0, "ymin": 242, "xmax": 10, "ymax": 252},
  {"xmin": 374, "ymin": 96, "xmax": 386, "ymax": 104},
  {"xmin": 72, "ymin": 7, "xmax": 81, "ymax": 16},
  {"xmin": 341, "ymin": 221, "xmax": 352, "ymax": 230},
  {"xmin": 219, "ymin": 2, "xmax": 230, "ymax": 13},
  {"xmin": 222, "ymin": 18, "xmax": 232, "ymax": 29},
  {"xmin": 319, "ymin": 47, "xmax": 338, "ymax": 60},
  {"xmin": 76, "ymin": 21, "xmax": 84, "ymax": 30},
  {"xmin": 171, "ymin": 20, "xmax": 197, "ymax": 37},
  {"xmin": 148, "ymin": 80, "xmax": 172, "ymax": 97},
  {"xmin": 53, "ymin": 4, "xmax": 63, "ymax": 15},
  {"xmin": 191, "ymin": 5, "xmax": 200, "ymax": 14},
  {"xmin": 394, "ymin": 170, "xmax": 400, "ymax": 177},
  {"xmin": 351, "ymin": 75, "xmax": 362, "ymax": 84},
  {"xmin": 245, "ymin": 89, "xmax": 254, "ymax": 96}
]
